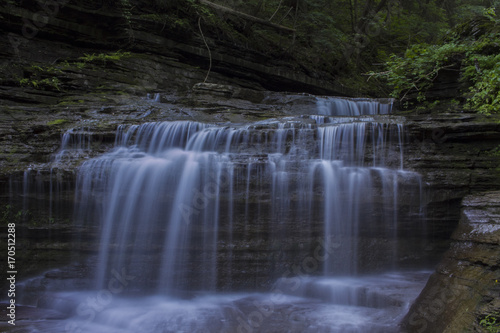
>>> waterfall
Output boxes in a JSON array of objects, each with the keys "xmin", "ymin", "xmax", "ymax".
[
  {"xmin": 315, "ymin": 97, "xmax": 394, "ymax": 116},
  {"xmin": 73, "ymin": 101, "xmax": 422, "ymax": 293},
  {"xmin": 53, "ymin": 127, "xmax": 96, "ymax": 162},
  {"xmin": 11, "ymin": 97, "xmax": 431, "ymax": 333}
]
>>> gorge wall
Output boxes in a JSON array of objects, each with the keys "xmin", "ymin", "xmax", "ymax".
[
  {"xmin": 1, "ymin": 1, "xmax": 500, "ymax": 331},
  {"xmin": 401, "ymin": 191, "xmax": 500, "ymax": 333},
  {"xmin": 2, "ymin": 88, "xmax": 500, "ymax": 332}
]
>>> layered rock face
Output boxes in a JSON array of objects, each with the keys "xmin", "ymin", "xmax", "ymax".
[
  {"xmin": 1, "ymin": 1, "xmax": 500, "ymax": 331},
  {"xmin": 401, "ymin": 191, "xmax": 500, "ymax": 332},
  {"xmin": 403, "ymin": 113, "xmax": 500, "ymax": 256},
  {"xmin": 0, "ymin": 0, "xmax": 347, "ymax": 101}
]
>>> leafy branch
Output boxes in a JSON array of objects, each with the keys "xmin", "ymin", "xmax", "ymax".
[{"xmin": 369, "ymin": 14, "xmax": 500, "ymax": 113}]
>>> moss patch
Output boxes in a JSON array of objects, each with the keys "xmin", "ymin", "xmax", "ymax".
[{"xmin": 47, "ymin": 119, "xmax": 68, "ymax": 126}]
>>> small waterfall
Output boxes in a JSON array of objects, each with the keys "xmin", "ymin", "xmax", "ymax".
[
  {"xmin": 146, "ymin": 92, "xmax": 161, "ymax": 102},
  {"xmin": 317, "ymin": 123, "xmax": 368, "ymax": 165},
  {"xmin": 74, "ymin": 107, "xmax": 422, "ymax": 292},
  {"xmin": 53, "ymin": 128, "xmax": 96, "ymax": 162},
  {"xmin": 317, "ymin": 121, "xmax": 405, "ymax": 168},
  {"xmin": 316, "ymin": 97, "xmax": 394, "ymax": 116},
  {"xmin": 77, "ymin": 121, "xmax": 318, "ymax": 292},
  {"xmin": 5, "ymin": 167, "xmax": 74, "ymax": 228},
  {"xmin": 6, "ymin": 128, "xmax": 96, "ymax": 226}
]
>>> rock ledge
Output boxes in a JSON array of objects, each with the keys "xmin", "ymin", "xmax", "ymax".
[{"xmin": 401, "ymin": 191, "xmax": 500, "ymax": 333}]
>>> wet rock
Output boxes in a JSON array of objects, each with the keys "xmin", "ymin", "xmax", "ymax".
[
  {"xmin": 0, "ymin": 2, "xmax": 499, "ymax": 328},
  {"xmin": 400, "ymin": 191, "xmax": 500, "ymax": 333},
  {"xmin": 402, "ymin": 113, "xmax": 500, "ymax": 253}
]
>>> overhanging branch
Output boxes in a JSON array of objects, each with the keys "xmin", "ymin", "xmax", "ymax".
[{"xmin": 199, "ymin": 0, "xmax": 296, "ymax": 33}]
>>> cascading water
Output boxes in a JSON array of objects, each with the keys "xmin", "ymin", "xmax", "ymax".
[
  {"xmin": 53, "ymin": 127, "xmax": 97, "ymax": 162},
  {"xmin": 315, "ymin": 97, "xmax": 394, "ymax": 116},
  {"xmin": 13, "ymin": 97, "xmax": 430, "ymax": 333}
]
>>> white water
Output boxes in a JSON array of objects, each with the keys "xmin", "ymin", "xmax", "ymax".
[
  {"xmin": 53, "ymin": 127, "xmax": 97, "ymax": 162},
  {"xmin": 73, "ymin": 116, "xmax": 419, "ymax": 289},
  {"xmin": 316, "ymin": 97, "xmax": 394, "ymax": 116},
  {"xmin": 19, "ymin": 271, "xmax": 429, "ymax": 333},
  {"xmin": 12, "ymin": 98, "xmax": 429, "ymax": 333}
]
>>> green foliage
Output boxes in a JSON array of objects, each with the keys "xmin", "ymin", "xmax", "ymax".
[
  {"xmin": 17, "ymin": 51, "xmax": 133, "ymax": 92},
  {"xmin": 0, "ymin": 204, "xmax": 59, "ymax": 227},
  {"xmin": 479, "ymin": 312, "xmax": 500, "ymax": 333},
  {"xmin": 19, "ymin": 76, "xmax": 62, "ymax": 91},
  {"xmin": 487, "ymin": 145, "xmax": 500, "ymax": 156},
  {"xmin": 463, "ymin": 50, "xmax": 500, "ymax": 114},
  {"xmin": 371, "ymin": 10, "xmax": 500, "ymax": 112},
  {"xmin": 189, "ymin": 0, "xmax": 215, "ymax": 18},
  {"xmin": 372, "ymin": 41, "xmax": 465, "ymax": 101},
  {"xmin": 119, "ymin": 0, "xmax": 133, "ymax": 23},
  {"xmin": 29, "ymin": 65, "xmax": 63, "ymax": 74},
  {"xmin": 18, "ymin": 64, "xmax": 63, "ymax": 90},
  {"xmin": 79, "ymin": 50, "xmax": 132, "ymax": 63},
  {"xmin": 1, "ymin": 205, "xmax": 32, "ymax": 226}
]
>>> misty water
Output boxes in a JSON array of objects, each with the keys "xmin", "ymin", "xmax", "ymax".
[{"xmin": 11, "ymin": 97, "xmax": 431, "ymax": 332}]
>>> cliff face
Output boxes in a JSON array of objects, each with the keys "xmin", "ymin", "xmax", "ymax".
[
  {"xmin": 0, "ymin": 0, "xmax": 347, "ymax": 99},
  {"xmin": 404, "ymin": 113, "xmax": 500, "ymax": 250},
  {"xmin": 401, "ymin": 191, "xmax": 500, "ymax": 333}
]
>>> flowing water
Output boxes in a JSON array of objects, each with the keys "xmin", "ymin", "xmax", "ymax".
[{"xmin": 9, "ymin": 97, "xmax": 430, "ymax": 333}]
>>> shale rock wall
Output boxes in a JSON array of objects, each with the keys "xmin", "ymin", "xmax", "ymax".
[
  {"xmin": 403, "ymin": 113, "xmax": 500, "ymax": 258},
  {"xmin": 401, "ymin": 191, "xmax": 500, "ymax": 333},
  {"xmin": 0, "ymin": 0, "xmax": 347, "ymax": 99}
]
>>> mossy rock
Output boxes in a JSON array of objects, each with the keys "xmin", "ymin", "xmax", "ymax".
[{"xmin": 47, "ymin": 119, "xmax": 68, "ymax": 126}]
